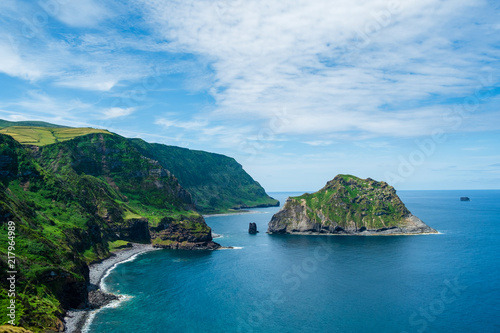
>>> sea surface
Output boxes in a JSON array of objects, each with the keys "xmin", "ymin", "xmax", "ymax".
[{"xmin": 87, "ymin": 191, "xmax": 500, "ymax": 333}]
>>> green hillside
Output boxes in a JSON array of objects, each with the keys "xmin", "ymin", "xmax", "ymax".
[
  {"xmin": 0, "ymin": 121, "xmax": 278, "ymax": 331},
  {"xmin": 0, "ymin": 133, "xmax": 214, "ymax": 331},
  {"xmin": 0, "ymin": 119, "xmax": 68, "ymax": 129},
  {"xmin": 0, "ymin": 122, "xmax": 278, "ymax": 214},
  {"xmin": 130, "ymin": 139, "xmax": 279, "ymax": 213}
]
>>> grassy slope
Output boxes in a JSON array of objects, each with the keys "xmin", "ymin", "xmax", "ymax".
[
  {"xmin": 0, "ymin": 133, "xmax": 208, "ymax": 331},
  {"xmin": 0, "ymin": 134, "xmax": 107, "ymax": 330},
  {"xmin": 130, "ymin": 139, "xmax": 279, "ymax": 213},
  {"xmin": 292, "ymin": 174, "xmax": 410, "ymax": 229},
  {"xmin": 0, "ymin": 126, "xmax": 110, "ymax": 146},
  {"xmin": 1, "ymin": 124, "xmax": 278, "ymax": 214},
  {"xmin": 37, "ymin": 133, "xmax": 198, "ymax": 226},
  {"xmin": 0, "ymin": 119, "xmax": 68, "ymax": 129}
]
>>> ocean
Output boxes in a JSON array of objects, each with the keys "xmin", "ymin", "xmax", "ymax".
[{"xmin": 86, "ymin": 190, "xmax": 500, "ymax": 333}]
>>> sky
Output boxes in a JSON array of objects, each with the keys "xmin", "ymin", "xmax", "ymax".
[{"xmin": 0, "ymin": 0, "xmax": 499, "ymax": 192}]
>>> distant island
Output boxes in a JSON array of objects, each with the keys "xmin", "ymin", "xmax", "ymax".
[{"xmin": 268, "ymin": 175, "xmax": 437, "ymax": 235}]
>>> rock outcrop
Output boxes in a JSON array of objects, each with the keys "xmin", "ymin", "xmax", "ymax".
[
  {"xmin": 150, "ymin": 216, "xmax": 220, "ymax": 250},
  {"xmin": 268, "ymin": 175, "xmax": 437, "ymax": 235},
  {"xmin": 249, "ymin": 222, "xmax": 258, "ymax": 234}
]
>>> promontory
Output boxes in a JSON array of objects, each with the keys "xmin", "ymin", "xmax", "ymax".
[{"xmin": 267, "ymin": 175, "xmax": 437, "ymax": 235}]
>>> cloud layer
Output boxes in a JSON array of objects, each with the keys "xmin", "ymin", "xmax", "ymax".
[
  {"xmin": 0, "ymin": 0, "xmax": 499, "ymax": 190},
  {"xmin": 139, "ymin": 0, "xmax": 500, "ymax": 139}
]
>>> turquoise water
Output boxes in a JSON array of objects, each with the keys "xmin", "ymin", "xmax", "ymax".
[{"xmin": 88, "ymin": 191, "xmax": 500, "ymax": 333}]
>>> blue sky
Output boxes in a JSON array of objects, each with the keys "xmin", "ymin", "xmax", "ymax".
[{"xmin": 0, "ymin": 0, "xmax": 499, "ymax": 191}]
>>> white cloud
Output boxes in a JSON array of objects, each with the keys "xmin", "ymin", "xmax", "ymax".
[
  {"xmin": 304, "ymin": 140, "xmax": 333, "ymax": 146},
  {"xmin": 139, "ymin": 0, "xmax": 498, "ymax": 139},
  {"xmin": 52, "ymin": 0, "xmax": 112, "ymax": 28},
  {"xmin": 3, "ymin": 90, "xmax": 92, "ymax": 122},
  {"xmin": 155, "ymin": 117, "xmax": 208, "ymax": 130},
  {"xmin": 102, "ymin": 107, "xmax": 136, "ymax": 119},
  {"xmin": 0, "ymin": 39, "xmax": 42, "ymax": 80},
  {"xmin": 55, "ymin": 75, "xmax": 118, "ymax": 92}
]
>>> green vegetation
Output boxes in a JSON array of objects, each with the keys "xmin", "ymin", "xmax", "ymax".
[
  {"xmin": 0, "ymin": 132, "xmax": 204, "ymax": 331},
  {"xmin": 130, "ymin": 139, "xmax": 279, "ymax": 213},
  {"xmin": 292, "ymin": 174, "xmax": 410, "ymax": 229},
  {"xmin": 108, "ymin": 240, "xmax": 131, "ymax": 251},
  {"xmin": 1, "ymin": 134, "xmax": 97, "ymax": 330},
  {"xmin": 0, "ymin": 126, "xmax": 111, "ymax": 146},
  {"xmin": 0, "ymin": 119, "xmax": 276, "ymax": 331},
  {"xmin": 0, "ymin": 120, "xmax": 67, "ymax": 129}
]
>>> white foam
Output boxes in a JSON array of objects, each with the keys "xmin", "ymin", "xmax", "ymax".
[
  {"xmin": 82, "ymin": 249, "xmax": 153, "ymax": 331},
  {"xmin": 81, "ymin": 295, "xmax": 133, "ymax": 333},
  {"xmin": 100, "ymin": 251, "xmax": 145, "ymax": 293}
]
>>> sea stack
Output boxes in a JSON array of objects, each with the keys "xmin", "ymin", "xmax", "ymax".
[
  {"xmin": 249, "ymin": 222, "xmax": 259, "ymax": 234},
  {"xmin": 267, "ymin": 175, "xmax": 437, "ymax": 235}
]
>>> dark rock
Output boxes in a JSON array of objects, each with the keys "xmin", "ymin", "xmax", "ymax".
[
  {"xmin": 249, "ymin": 222, "xmax": 259, "ymax": 234},
  {"xmin": 358, "ymin": 226, "xmax": 367, "ymax": 232},
  {"xmin": 117, "ymin": 218, "xmax": 151, "ymax": 243},
  {"xmin": 334, "ymin": 226, "xmax": 345, "ymax": 233},
  {"xmin": 88, "ymin": 289, "xmax": 119, "ymax": 309},
  {"xmin": 460, "ymin": 197, "xmax": 470, "ymax": 201}
]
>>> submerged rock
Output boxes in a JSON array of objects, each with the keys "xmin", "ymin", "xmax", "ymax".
[
  {"xmin": 460, "ymin": 197, "xmax": 470, "ymax": 201},
  {"xmin": 267, "ymin": 174, "xmax": 437, "ymax": 235}
]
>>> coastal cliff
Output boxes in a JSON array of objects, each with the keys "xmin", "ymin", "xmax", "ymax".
[
  {"xmin": 268, "ymin": 175, "xmax": 437, "ymax": 235},
  {"xmin": 130, "ymin": 139, "xmax": 279, "ymax": 213},
  {"xmin": 0, "ymin": 125, "xmax": 226, "ymax": 331}
]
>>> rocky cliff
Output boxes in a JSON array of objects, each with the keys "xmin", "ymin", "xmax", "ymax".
[
  {"xmin": 0, "ymin": 131, "xmax": 219, "ymax": 331},
  {"xmin": 150, "ymin": 216, "xmax": 219, "ymax": 250},
  {"xmin": 130, "ymin": 139, "xmax": 279, "ymax": 213},
  {"xmin": 268, "ymin": 175, "xmax": 437, "ymax": 235}
]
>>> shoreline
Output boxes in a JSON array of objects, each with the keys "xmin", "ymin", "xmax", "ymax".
[
  {"xmin": 203, "ymin": 210, "xmax": 269, "ymax": 218},
  {"xmin": 63, "ymin": 243, "xmax": 158, "ymax": 333},
  {"xmin": 266, "ymin": 231, "xmax": 441, "ymax": 236}
]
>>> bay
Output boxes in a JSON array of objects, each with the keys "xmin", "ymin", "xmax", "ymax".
[{"xmin": 87, "ymin": 190, "xmax": 500, "ymax": 333}]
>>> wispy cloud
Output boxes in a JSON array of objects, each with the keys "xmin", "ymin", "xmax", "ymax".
[
  {"xmin": 0, "ymin": 0, "xmax": 498, "ymax": 190},
  {"xmin": 304, "ymin": 140, "xmax": 334, "ymax": 146},
  {"xmin": 52, "ymin": 0, "xmax": 112, "ymax": 28},
  {"xmin": 140, "ymin": 0, "xmax": 500, "ymax": 140},
  {"xmin": 155, "ymin": 117, "xmax": 208, "ymax": 130},
  {"xmin": 102, "ymin": 107, "xmax": 136, "ymax": 119},
  {"xmin": 0, "ymin": 1, "xmax": 157, "ymax": 91},
  {"xmin": 0, "ymin": 37, "xmax": 43, "ymax": 80}
]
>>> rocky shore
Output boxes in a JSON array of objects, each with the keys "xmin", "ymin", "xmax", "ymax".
[{"xmin": 63, "ymin": 243, "xmax": 157, "ymax": 333}]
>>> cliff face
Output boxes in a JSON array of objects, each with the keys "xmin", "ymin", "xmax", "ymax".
[
  {"xmin": 130, "ymin": 139, "xmax": 279, "ymax": 213},
  {"xmin": 268, "ymin": 175, "xmax": 437, "ymax": 235},
  {"xmin": 0, "ymin": 132, "xmax": 219, "ymax": 331}
]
